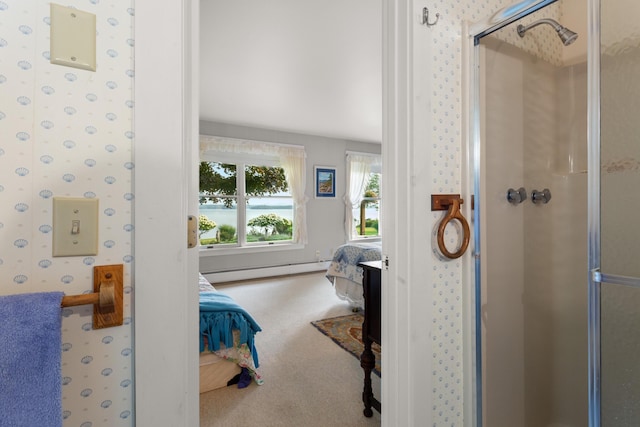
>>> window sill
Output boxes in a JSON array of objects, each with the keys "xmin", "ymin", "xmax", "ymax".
[{"xmin": 199, "ymin": 242, "xmax": 304, "ymax": 257}]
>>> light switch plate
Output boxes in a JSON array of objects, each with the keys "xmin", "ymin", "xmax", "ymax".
[
  {"xmin": 53, "ymin": 197, "xmax": 99, "ymax": 257},
  {"xmin": 50, "ymin": 3, "xmax": 96, "ymax": 71}
]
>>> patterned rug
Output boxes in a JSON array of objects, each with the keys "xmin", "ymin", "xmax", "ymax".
[{"xmin": 311, "ymin": 313, "xmax": 380, "ymax": 376}]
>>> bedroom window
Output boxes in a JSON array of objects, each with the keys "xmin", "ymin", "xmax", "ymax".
[
  {"xmin": 345, "ymin": 152, "xmax": 381, "ymax": 241},
  {"xmin": 199, "ymin": 136, "xmax": 308, "ymax": 253},
  {"xmin": 352, "ymin": 172, "xmax": 380, "ymax": 237}
]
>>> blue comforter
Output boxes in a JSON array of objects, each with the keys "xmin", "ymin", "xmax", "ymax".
[{"xmin": 199, "ymin": 291, "xmax": 262, "ymax": 367}]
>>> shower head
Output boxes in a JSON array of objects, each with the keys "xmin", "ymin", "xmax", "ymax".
[{"xmin": 516, "ymin": 18, "xmax": 578, "ymax": 46}]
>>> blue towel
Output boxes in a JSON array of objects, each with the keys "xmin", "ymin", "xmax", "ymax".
[
  {"xmin": 199, "ymin": 291, "xmax": 261, "ymax": 367},
  {"xmin": 0, "ymin": 291, "xmax": 64, "ymax": 427}
]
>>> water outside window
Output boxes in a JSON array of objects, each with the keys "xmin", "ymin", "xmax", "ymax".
[{"xmin": 199, "ymin": 162, "xmax": 293, "ymax": 245}]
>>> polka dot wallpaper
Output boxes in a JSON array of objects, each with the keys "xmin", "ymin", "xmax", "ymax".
[{"xmin": 0, "ymin": 0, "xmax": 134, "ymax": 425}]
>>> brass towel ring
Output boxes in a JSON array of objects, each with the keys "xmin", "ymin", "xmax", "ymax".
[{"xmin": 433, "ymin": 196, "xmax": 470, "ymax": 259}]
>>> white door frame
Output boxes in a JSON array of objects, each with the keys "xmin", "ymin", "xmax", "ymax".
[
  {"xmin": 380, "ymin": 0, "xmax": 428, "ymax": 425},
  {"xmin": 134, "ymin": 0, "xmax": 200, "ymax": 425},
  {"xmin": 134, "ymin": 0, "xmax": 416, "ymax": 425}
]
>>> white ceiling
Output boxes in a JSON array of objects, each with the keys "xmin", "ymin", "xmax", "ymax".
[{"xmin": 199, "ymin": 1, "xmax": 382, "ymax": 143}]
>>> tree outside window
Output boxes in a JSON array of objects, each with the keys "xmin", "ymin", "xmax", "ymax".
[
  {"xmin": 199, "ymin": 161, "xmax": 293, "ymax": 246},
  {"xmin": 355, "ymin": 172, "xmax": 381, "ymax": 237}
]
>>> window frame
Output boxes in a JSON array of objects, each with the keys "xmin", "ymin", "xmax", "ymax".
[
  {"xmin": 199, "ymin": 136, "xmax": 307, "ymax": 256},
  {"xmin": 345, "ymin": 151, "xmax": 382, "ymax": 242},
  {"xmin": 352, "ymin": 170, "xmax": 381, "ymax": 240}
]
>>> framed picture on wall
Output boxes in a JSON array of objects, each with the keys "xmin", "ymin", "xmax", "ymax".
[{"xmin": 314, "ymin": 166, "xmax": 336, "ymax": 198}]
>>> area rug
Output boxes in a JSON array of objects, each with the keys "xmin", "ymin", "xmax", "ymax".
[{"xmin": 311, "ymin": 313, "xmax": 380, "ymax": 376}]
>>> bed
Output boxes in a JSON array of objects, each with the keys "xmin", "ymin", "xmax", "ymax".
[
  {"xmin": 325, "ymin": 241, "xmax": 382, "ymax": 309},
  {"xmin": 198, "ymin": 273, "xmax": 263, "ymax": 393}
]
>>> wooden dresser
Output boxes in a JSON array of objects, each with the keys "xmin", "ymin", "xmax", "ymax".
[{"xmin": 358, "ymin": 260, "xmax": 382, "ymax": 417}]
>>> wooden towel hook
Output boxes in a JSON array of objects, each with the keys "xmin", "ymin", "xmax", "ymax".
[
  {"xmin": 61, "ymin": 276, "xmax": 114, "ymax": 308},
  {"xmin": 431, "ymin": 195, "xmax": 470, "ymax": 259},
  {"xmin": 60, "ymin": 264, "xmax": 123, "ymax": 329}
]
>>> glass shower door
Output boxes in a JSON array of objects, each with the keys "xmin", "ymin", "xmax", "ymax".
[
  {"xmin": 597, "ymin": 1, "xmax": 640, "ymax": 425},
  {"xmin": 477, "ymin": 2, "xmax": 589, "ymax": 425}
]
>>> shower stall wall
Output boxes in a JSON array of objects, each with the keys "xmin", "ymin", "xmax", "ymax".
[{"xmin": 479, "ymin": 24, "xmax": 588, "ymax": 427}]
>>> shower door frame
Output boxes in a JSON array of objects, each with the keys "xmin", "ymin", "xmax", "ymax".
[{"xmin": 464, "ymin": 0, "xmax": 601, "ymax": 426}]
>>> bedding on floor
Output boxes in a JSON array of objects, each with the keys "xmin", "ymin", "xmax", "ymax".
[
  {"xmin": 199, "ymin": 273, "xmax": 263, "ymax": 389},
  {"xmin": 325, "ymin": 242, "xmax": 382, "ymax": 309}
]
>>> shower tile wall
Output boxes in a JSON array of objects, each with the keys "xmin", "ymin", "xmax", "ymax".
[
  {"xmin": 0, "ymin": 1, "xmax": 134, "ymax": 425},
  {"xmin": 548, "ymin": 60, "xmax": 588, "ymax": 425},
  {"xmin": 523, "ymin": 52, "xmax": 588, "ymax": 427},
  {"xmin": 481, "ymin": 37, "xmax": 528, "ymax": 425}
]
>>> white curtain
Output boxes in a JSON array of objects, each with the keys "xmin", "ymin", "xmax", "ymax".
[
  {"xmin": 200, "ymin": 135, "xmax": 308, "ymax": 244},
  {"xmin": 280, "ymin": 150, "xmax": 309, "ymax": 244},
  {"xmin": 344, "ymin": 153, "xmax": 378, "ymax": 240}
]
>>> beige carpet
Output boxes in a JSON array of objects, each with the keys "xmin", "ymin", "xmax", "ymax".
[{"xmin": 199, "ymin": 272, "xmax": 381, "ymax": 426}]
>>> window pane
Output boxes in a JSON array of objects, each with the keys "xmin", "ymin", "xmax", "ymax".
[
  {"xmin": 368, "ymin": 172, "xmax": 381, "ymax": 197},
  {"xmin": 244, "ymin": 164, "xmax": 289, "ymax": 196},
  {"xmin": 352, "ymin": 198, "xmax": 380, "ymax": 237},
  {"xmin": 246, "ymin": 197, "xmax": 293, "ymax": 243},
  {"xmin": 200, "ymin": 162, "xmax": 237, "ymax": 197},
  {"xmin": 199, "ymin": 161, "xmax": 238, "ymax": 246},
  {"xmin": 353, "ymin": 171, "xmax": 381, "ymax": 238},
  {"xmin": 199, "ymin": 199, "xmax": 237, "ymax": 245}
]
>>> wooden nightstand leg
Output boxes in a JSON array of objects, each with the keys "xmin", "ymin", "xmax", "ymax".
[{"xmin": 361, "ymin": 341, "xmax": 375, "ymax": 417}]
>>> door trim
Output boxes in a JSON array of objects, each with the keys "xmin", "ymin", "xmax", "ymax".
[{"xmin": 134, "ymin": 0, "xmax": 200, "ymax": 425}]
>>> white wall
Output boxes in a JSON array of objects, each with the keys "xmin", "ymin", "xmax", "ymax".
[
  {"xmin": 0, "ymin": 1, "xmax": 134, "ymax": 425},
  {"xmin": 198, "ymin": 121, "xmax": 380, "ymax": 274}
]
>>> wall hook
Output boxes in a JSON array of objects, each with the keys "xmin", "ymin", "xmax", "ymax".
[{"xmin": 422, "ymin": 7, "xmax": 440, "ymax": 27}]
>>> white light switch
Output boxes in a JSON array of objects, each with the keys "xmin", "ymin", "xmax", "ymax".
[
  {"xmin": 53, "ymin": 197, "xmax": 99, "ymax": 257},
  {"xmin": 50, "ymin": 4, "xmax": 96, "ymax": 71}
]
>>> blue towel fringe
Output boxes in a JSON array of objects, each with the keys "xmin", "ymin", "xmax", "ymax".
[{"xmin": 199, "ymin": 292, "xmax": 261, "ymax": 367}]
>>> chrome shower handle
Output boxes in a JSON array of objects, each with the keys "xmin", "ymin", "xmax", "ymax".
[
  {"xmin": 507, "ymin": 187, "xmax": 527, "ymax": 205},
  {"xmin": 531, "ymin": 188, "xmax": 552, "ymax": 204}
]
